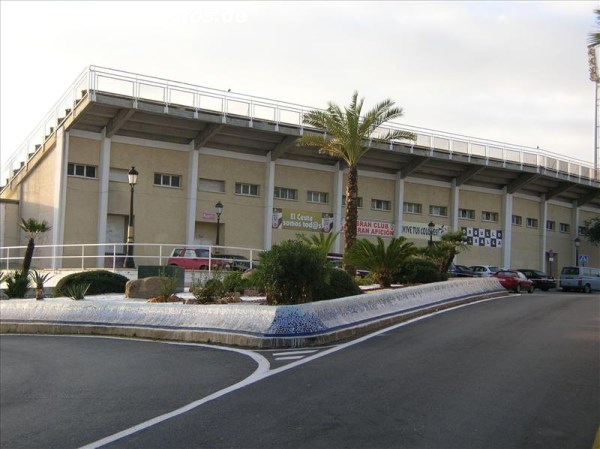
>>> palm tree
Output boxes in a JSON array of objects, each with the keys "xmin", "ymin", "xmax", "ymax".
[
  {"xmin": 296, "ymin": 92, "xmax": 415, "ymax": 273},
  {"xmin": 296, "ymin": 232, "xmax": 340, "ymax": 258},
  {"xmin": 419, "ymin": 230, "xmax": 468, "ymax": 274},
  {"xmin": 345, "ymin": 236, "xmax": 416, "ymax": 288},
  {"xmin": 589, "ymin": 9, "xmax": 600, "ymax": 47},
  {"xmin": 19, "ymin": 218, "xmax": 52, "ymax": 275}
]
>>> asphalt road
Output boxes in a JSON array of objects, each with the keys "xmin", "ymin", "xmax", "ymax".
[{"xmin": 1, "ymin": 291, "xmax": 598, "ymax": 449}]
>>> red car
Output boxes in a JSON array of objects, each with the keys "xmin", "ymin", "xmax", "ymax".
[{"xmin": 493, "ymin": 270, "xmax": 534, "ymax": 294}]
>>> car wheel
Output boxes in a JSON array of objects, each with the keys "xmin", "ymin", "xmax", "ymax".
[
  {"xmin": 528, "ymin": 286, "xmax": 534, "ymax": 294},
  {"xmin": 584, "ymin": 284, "xmax": 592, "ymax": 294},
  {"xmin": 199, "ymin": 265, "xmax": 208, "ymax": 270},
  {"xmin": 515, "ymin": 284, "xmax": 521, "ymax": 294},
  {"xmin": 562, "ymin": 287, "xmax": 570, "ymax": 292},
  {"xmin": 541, "ymin": 287, "xmax": 549, "ymax": 292}
]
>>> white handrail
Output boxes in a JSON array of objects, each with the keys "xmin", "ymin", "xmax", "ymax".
[{"xmin": 0, "ymin": 243, "xmax": 263, "ymax": 272}]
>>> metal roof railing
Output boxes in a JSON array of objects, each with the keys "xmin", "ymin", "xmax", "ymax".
[{"xmin": 2, "ymin": 65, "xmax": 598, "ymax": 190}]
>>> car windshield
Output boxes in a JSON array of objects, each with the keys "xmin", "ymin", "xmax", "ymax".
[
  {"xmin": 489, "ymin": 267, "xmax": 500, "ymax": 273},
  {"xmin": 533, "ymin": 270, "xmax": 546, "ymax": 276},
  {"xmin": 561, "ymin": 267, "xmax": 579, "ymax": 275}
]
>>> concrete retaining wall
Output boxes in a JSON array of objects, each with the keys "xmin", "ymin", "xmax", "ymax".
[{"xmin": 1, "ymin": 278, "xmax": 506, "ymax": 348}]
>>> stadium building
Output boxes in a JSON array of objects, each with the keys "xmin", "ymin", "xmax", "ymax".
[{"xmin": 1, "ymin": 66, "xmax": 599, "ymax": 275}]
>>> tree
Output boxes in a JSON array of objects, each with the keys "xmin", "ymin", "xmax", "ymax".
[
  {"xmin": 419, "ymin": 231, "xmax": 469, "ymax": 274},
  {"xmin": 296, "ymin": 92, "xmax": 415, "ymax": 273},
  {"xmin": 589, "ymin": 9, "xmax": 600, "ymax": 47},
  {"xmin": 582, "ymin": 217, "xmax": 600, "ymax": 246},
  {"xmin": 19, "ymin": 218, "xmax": 52, "ymax": 275},
  {"xmin": 296, "ymin": 232, "xmax": 340, "ymax": 258},
  {"xmin": 344, "ymin": 237, "xmax": 416, "ymax": 288}
]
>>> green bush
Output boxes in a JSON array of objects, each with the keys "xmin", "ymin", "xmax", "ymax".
[
  {"xmin": 401, "ymin": 258, "xmax": 442, "ymax": 284},
  {"xmin": 222, "ymin": 271, "xmax": 252, "ymax": 294},
  {"xmin": 54, "ymin": 270, "xmax": 128, "ymax": 296},
  {"xmin": 256, "ymin": 240, "xmax": 327, "ymax": 305},
  {"xmin": 316, "ymin": 268, "xmax": 362, "ymax": 301},
  {"xmin": 159, "ymin": 270, "xmax": 178, "ymax": 297},
  {"xmin": 3, "ymin": 271, "xmax": 30, "ymax": 298},
  {"xmin": 191, "ymin": 278, "xmax": 225, "ymax": 304}
]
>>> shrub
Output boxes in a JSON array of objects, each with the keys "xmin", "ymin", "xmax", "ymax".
[
  {"xmin": 3, "ymin": 271, "xmax": 30, "ymax": 298},
  {"xmin": 255, "ymin": 240, "xmax": 327, "ymax": 305},
  {"xmin": 401, "ymin": 258, "xmax": 442, "ymax": 284},
  {"xmin": 192, "ymin": 278, "xmax": 225, "ymax": 304},
  {"xmin": 222, "ymin": 271, "xmax": 252, "ymax": 294},
  {"xmin": 159, "ymin": 270, "xmax": 178, "ymax": 297},
  {"xmin": 354, "ymin": 272, "xmax": 377, "ymax": 286},
  {"xmin": 64, "ymin": 283, "xmax": 91, "ymax": 300},
  {"xmin": 316, "ymin": 267, "xmax": 362, "ymax": 301},
  {"xmin": 54, "ymin": 270, "xmax": 128, "ymax": 296}
]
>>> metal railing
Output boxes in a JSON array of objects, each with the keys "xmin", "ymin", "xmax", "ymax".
[
  {"xmin": 0, "ymin": 243, "xmax": 262, "ymax": 273},
  {"xmin": 2, "ymin": 65, "xmax": 598, "ymax": 189}
]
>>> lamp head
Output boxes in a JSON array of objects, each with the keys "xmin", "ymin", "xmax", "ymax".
[{"xmin": 128, "ymin": 166, "xmax": 139, "ymax": 186}]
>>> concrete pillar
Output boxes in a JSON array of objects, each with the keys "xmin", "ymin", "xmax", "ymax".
[
  {"xmin": 51, "ymin": 128, "xmax": 68, "ymax": 269},
  {"xmin": 186, "ymin": 143, "xmax": 199, "ymax": 245},
  {"xmin": 540, "ymin": 196, "xmax": 547, "ymax": 272},
  {"xmin": 96, "ymin": 130, "xmax": 111, "ymax": 267},
  {"xmin": 394, "ymin": 172, "xmax": 404, "ymax": 238},
  {"xmin": 450, "ymin": 179, "xmax": 460, "ymax": 232},
  {"xmin": 264, "ymin": 152, "xmax": 275, "ymax": 250},
  {"xmin": 501, "ymin": 188, "xmax": 513, "ymax": 269},
  {"xmin": 572, "ymin": 201, "xmax": 580, "ymax": 266},
  {"xmin": 332, "ymin": 162, "xmax": 343, "ymax": 253}
]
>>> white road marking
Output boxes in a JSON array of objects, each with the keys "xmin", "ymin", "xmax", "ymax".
[
  {"xmin": 274, "ymin": 355, "xmax": 306, "ymax": 361},
  {"xmin": 272, "ymin": 350, "xmax": 318, "ymax": 357},
  {"xmin": 75, "ymin": 294, "xmax": 508, "ymax": 448}
]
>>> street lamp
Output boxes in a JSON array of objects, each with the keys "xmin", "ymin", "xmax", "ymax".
[
  {"xmin": 574, "ymin": 237, "xmax": 581, "ymax": 267},
  {"xmin": 428, "ymin": 221, "xmax": 435, "ymax": 247},
  {"xmin": 215, "ymin": 201, "xmax": 223, "ymax": 246},
  {"xmin": 123, "ymin": 166, "xmax": 138, "ymax": 269},
  {"xmin": 588, "ymin": 44, "xmax": 599, "ymax": 180}
]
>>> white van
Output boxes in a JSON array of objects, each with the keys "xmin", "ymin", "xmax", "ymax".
[{"xmin": 559, "ymin": 266, "xmax": 600, "ymax": 293}]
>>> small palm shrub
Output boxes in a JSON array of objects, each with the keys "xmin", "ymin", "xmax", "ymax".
[
  {"xmin": 222, "ymin": 271, "xmax": 253, "ymax": 294},
  {"xmin": 316, "ymin": 267, "xmax": 362, "ymax": 301},
  {"xmin": 255, "ymin": 240, "xmax": 327, "ymax": 305},
  {"xmin": 3, "ymin": 271, "xmax": 31, "ymax": 298},
  {"xmin": 159, "ymin": 270, "xmax": 178, "ymax": 297},
  {"xmin": 54, "ymin": 270, "xmax": 128, "ymax": 296},
  {"xmin": 64, "ymin": 283, "xmax": 91, "ymax": 300}
]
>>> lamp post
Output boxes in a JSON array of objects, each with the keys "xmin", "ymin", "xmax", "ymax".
[
  {"xmin": 588, "ymin": 44, "xmax": 599, "ymax": 180},
  {"xmin": 215, "ymin": 201, "xmax": 223, "ymax": 246},
  {"xmin": 123, "ymin": 166, "xmax": 138, "ymax": 269},
  {"xmin": 428, "ymin": 221, "xmax": 435, "ymax": 247},
  {"xmin": 574, "ymin": 237, "xmax": 581, "ymax": 267}
]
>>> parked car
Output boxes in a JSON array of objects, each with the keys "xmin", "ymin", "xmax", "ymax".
[
  {"xmin": 167, "ymin": 247, "xmax": 228, "ymax": 270},
  {"xmin": 448, "ymin": 264, "xmax": 473, "ymax": 278},
  {"xmin": 516, "ymin": 269, "xmax": 556, "ymax": 291},
  {"xmin": 469, "ymin": 265, "xmax": 501, "ymax": 277},
  {"xmin": 493, "ymin": 270, "xmax": 534, "ymax": 293},
  {"xmin": 327, "ymin": 253, "xmax": 369, "ymax": 278},
  {"xmin": 559, "ymin": 266, "xmax": 600, "ymax": 293}
]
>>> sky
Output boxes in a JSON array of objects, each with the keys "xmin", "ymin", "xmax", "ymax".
[{"xmin": 1, "ymin": 0, "xmax": 599, "ymax": 173}]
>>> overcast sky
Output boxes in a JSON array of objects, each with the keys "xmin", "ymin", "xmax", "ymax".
[{"xmin": 1, "ymin": 1, "xmax": 598, "ymax": 171}]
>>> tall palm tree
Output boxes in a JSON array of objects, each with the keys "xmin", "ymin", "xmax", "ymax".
[
  {"xmin": 345, "ymin": 236, "xmax": 416, "ymax": 288},
  {"xmin": 589, "ymin": 9, "xmax": 600, "ymax": 47},
  {"xmin": 19, "ymin": 218, "xmax": 52, "ymax": 275},
  {"xmin": 296, "ymin": 92, "xmax": 416, "ymax": 273}
]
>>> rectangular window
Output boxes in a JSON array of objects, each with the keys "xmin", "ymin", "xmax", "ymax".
[
  {"xmin": 512, "ymin": 215, "xmax": 522, "ymax": 226},
  {"xmin": 342, "ymin": 196, "xmax": 363, "ymax": 208},
  {"xmin": 526, "ymin": 217, "xmax": 539, "ymax": 228},
  {"xmin": 68, "ymin": 163, "xmax": 96, "ymax": 179},
  {"xmin": 199, "ymin": 178, "xmax": 225, "ymax": 193},
  {"xmin": 403, "ymin": 202, "xmax": 422, "ymax": 214},
  {"xmin": 307, "ymin": 191, "xmax": 328, "ymax": 203},
  {"xmin": 235, "ymin": 182, "xmax": 259, "ymax": 196},
  {"xmin": 559, "ymin": 223, "xmax": 570, "ymax": 233},
  {"xmin": 154, "ymin": 173, "xmax": 181, "ymax": 188},
  {"xmin": 458, "ymin": 208, "xmax": 475, "ymax": 220},
  {"xmin": 578, "ymin": 226, "xmax": 586, "ymax": 235},
  {"xmin": 274, "ymin": 187, "xmax": 298, "ymax": 200},
  {"xmin": 546, "ymin": 220, "xmax": 555, "ymax": 231},
  {"xmin": 481, "ymin": 211, "xmax": 498, "ymax": 222},
  {"xmin": 429, "ymin": 205, "xmax": 448, "ymax": 217},
  {"xmin": 372, "ymin": 199, "xmax": 391, "ymax": 211}
]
